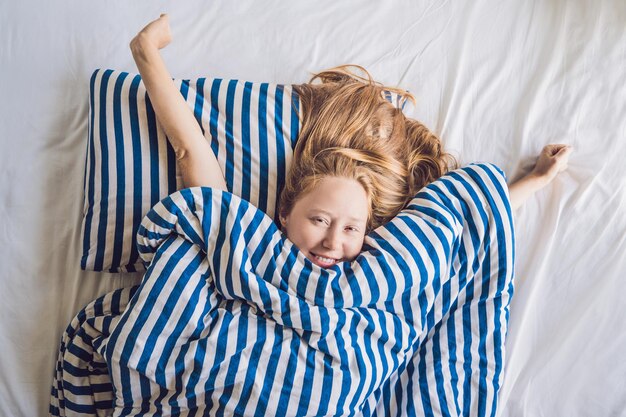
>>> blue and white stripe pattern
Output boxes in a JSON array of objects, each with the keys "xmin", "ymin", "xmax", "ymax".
[
  {"xmin": 54, "ymin": 163, "xmax": 514, "ymax": 416},
  {"xmin": 368, "ymin": 164, "xmax": 515, "ymax": 417},
  {"xmin": 50, "ymin": 286, "xmax": 138, "ymax": 416},
  {"xmin": 80, "ymin": 69, "xmax": 300, "ymax": 273}
]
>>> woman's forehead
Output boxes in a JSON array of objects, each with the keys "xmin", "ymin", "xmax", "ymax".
[{"xmin": 298, "ymin": 177, "xmax": 369, "ymax": 221}]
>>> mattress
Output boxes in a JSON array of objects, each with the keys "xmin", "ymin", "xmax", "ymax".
[{"xmin": 1, "ymin": 1, "xmax": 624, "ymax": 416}]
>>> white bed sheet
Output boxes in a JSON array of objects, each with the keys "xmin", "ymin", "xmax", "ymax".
[{"xmin": 1, "ymin": 1, "xmax": 624, "ymax": 416}]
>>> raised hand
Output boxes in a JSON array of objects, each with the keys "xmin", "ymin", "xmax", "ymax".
[{"xmin": 131, "ymin": 14, "xmax": 172, "ymax": 51}]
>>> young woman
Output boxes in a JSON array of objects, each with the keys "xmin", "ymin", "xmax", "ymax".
[{"xmin": 130, "ymin": 14, "xmax": 572, "ymax": 269}]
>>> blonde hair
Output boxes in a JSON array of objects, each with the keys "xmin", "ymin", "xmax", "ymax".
[{"xmin": 279, "ymin": 65, "xmax": 456, "ymax": 231}]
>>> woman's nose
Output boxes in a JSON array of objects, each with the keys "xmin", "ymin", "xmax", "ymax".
[{"xmin": 322, "ymin": 228, "xmax": 342, "ymax": 250}]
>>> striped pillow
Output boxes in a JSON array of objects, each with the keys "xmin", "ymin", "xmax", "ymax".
[
  {"xmin": 80, "ymin": 69, "xmax": 408, "ymax": 273},
  {"xmin": 81, "ymin": 69, "xmax": 300, "ymax": 272}
]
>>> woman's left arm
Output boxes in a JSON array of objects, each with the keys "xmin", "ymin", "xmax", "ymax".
[{"xmin": 508, "ymin": 144, "xmax": 573, "ymax": 211}]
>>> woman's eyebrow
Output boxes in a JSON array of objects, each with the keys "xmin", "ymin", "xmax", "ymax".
[{"xmin": 309, "ymin": 209, "xmax": 366, "ymax": 223}]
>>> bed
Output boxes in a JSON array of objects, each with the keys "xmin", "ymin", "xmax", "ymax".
[{"xmin": 1, "ymin": 1, "xmax": 624, "ymax": 416}]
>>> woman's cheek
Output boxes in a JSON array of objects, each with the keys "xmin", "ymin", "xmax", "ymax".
[
  {"xmin": 303, "ymin": 224, "xmax": 322, "ymax": 246},
  {"xmin": 349, "ymin": 236, "xmax": 366, "ymax": 257}
]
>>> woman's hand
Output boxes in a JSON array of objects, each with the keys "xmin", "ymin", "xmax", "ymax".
[
  {"xmin": 508, "ymin": 143, "xmax": 573, "ymax": 211},
  {"xmin": 131, "ymin": 14, "xmax": 172, "ymax": 52},
  {"xmin": 530, "ymin": 144, "xmax": 573, "ymax": 187}
]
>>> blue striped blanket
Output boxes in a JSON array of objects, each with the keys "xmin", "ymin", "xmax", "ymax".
[{"xmin": 51, "ymin": 163, "xmax": 514, "ymax": 416}]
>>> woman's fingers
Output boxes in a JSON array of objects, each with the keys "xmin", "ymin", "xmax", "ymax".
[
  {"xmin": 542, "ymin": 144, "xmax": 572, "ymax": 161},
  {"xmin": 531, "ymin": 143, "xmax": 573, "ymax": 182},
  {"xmin": 560, "ymin": 145, "xmax": 573, "ymax": 154},
  {"xmin": 542, "ymin": 143, "xmax": 570, "ymax": 156},
  {"xmin": 136, "ymin": 14, "xmax": 172, "ymax": 50},
  {"xmin": 550, "ymin": 145, "xmax": 573, "ymax": 172},
  {"xmin": 554, "ymin": 145, "xmax": 573, "ymax": 161}
]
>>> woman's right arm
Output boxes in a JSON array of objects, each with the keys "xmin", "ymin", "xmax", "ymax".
[{"xmin": 130, "ymin": 14, "xmax": 227, "ymax": 191}]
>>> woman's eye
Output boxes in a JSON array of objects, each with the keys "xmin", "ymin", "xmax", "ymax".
[{"xmin": 313, "ymin": 217, "xmax": 327, "ymax": 225}]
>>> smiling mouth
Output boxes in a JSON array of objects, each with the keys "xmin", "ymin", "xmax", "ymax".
[{"xmin": 310, "ymin": 252, "xmax": 339, "ymax": 268}]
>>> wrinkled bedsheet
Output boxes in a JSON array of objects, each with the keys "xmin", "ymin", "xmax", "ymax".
[{"xmin": 51, "ymin": 163, "xmax": 514, "ymax": 416}]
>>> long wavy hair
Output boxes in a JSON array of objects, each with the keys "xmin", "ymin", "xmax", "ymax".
[{"xmin": 278, "ymin": 65, "xmax": 457, "ymax": 232}]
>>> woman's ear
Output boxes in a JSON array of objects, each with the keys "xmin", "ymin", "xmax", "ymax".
[{"xmin": 279, "ymin": 215, "xmax": 287, "ymax": 228}]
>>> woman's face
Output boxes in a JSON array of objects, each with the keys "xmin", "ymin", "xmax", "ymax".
[{"xmin": 280, "ymin": 176, "xmax": 369, "ymax": 268}]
